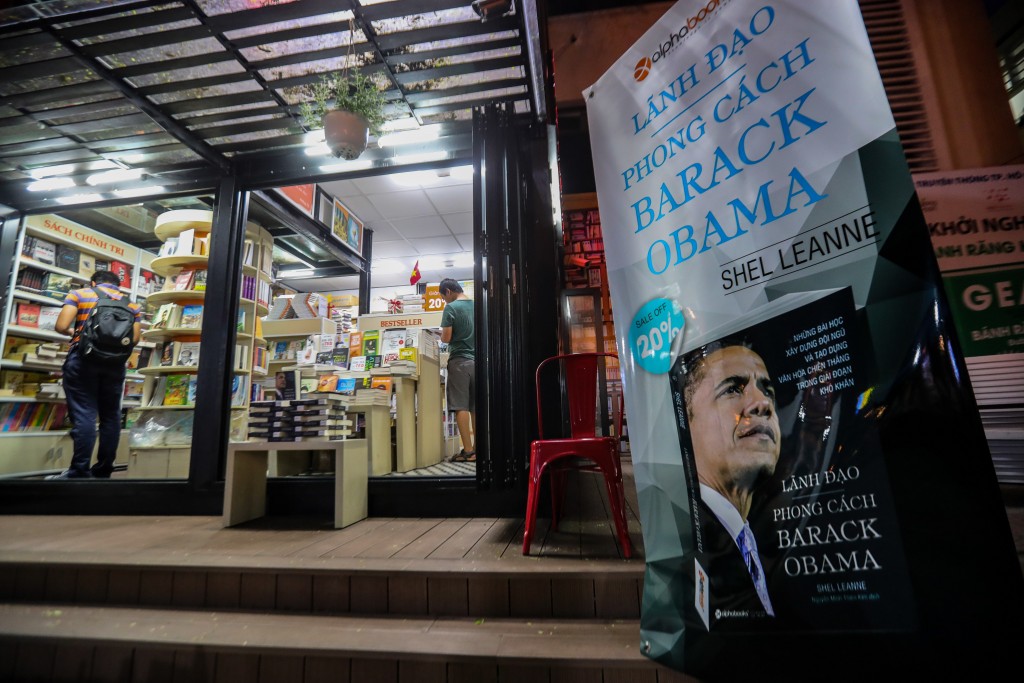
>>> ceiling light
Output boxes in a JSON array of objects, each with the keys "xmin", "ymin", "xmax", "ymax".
[
  {"xmin": 454, "ymin": 252, "xmax": 475, "ymax": 268},
  {"xmin": 377, "ymin": 125, "xmax": 441, "ymax": 147},
  {"xmin": 27, "ymin": 177, "xmax": 75, "ymax": 192},
  {"xmin": 114, "ymin": 186, "xmax": 166, "ymax": 198},
  {"xmin": 305, "ymin": 143, "xmax": 332, "ymax": 157},
  {"xmin": 56, "ymin": 193, "xmax": 104, "ymax": 204},
  {"xmin": 392, "ymin": 151, "xmax": 447, "ymax": 165},
  {"xmin": 87, "ymin": 168, "xmax": 142, "ymax": 185},
  {"xmin": 320, "ymin": 159, "xmax": 373, "ymax": 173},
  {"xmin": 29, "ymin": 164, "xmax": 76, "ymax": 179}
]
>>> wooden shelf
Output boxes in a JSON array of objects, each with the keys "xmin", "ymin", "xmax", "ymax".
[
  {"xmin": 12, "ymin": 289, "xmax": 65, "ymax": 307},
  {"xmin": 153, "ymin": 209, "xmax": 214, "ymax": 241},
  {"xmin": 4, "ymin": 325, "xmax": 68, "ymax": 342},
  {"xmin": 142, "ymin": 327, "xmax": 203, "ymax": 342},
  {"xmin": 147, "ymin": 290, "xmax": 206, "ymax": 305},
  {"xmin": 150, "ymin": 254, "xmax": 209, "ymax": 277}
]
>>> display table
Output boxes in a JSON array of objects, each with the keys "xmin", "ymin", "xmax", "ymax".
[
  {"xmin": 393, "ymin": 376, "xmax": 417, "ymax": 472},
  {"xmin": 223, "ymin": 439, "xmax": 368, "ymax": 529},
  {"xmin": 346, "ymin": 403, "xmax": 392, "ymax": 475},
  {"xmin": 416, "ymin": 355, "xmax": 444, "ymax": 468}
]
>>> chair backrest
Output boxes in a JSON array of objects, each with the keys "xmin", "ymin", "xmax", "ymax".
[{"xmin": 535, "ymin": 352, "xmax": 619, "ymax": 440}]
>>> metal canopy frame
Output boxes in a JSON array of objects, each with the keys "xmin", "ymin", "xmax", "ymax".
[{"xmin": 0, "ymin": 0, "xmax": 546, "ymax": 222}]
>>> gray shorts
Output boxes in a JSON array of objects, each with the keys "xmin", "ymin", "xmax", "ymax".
[{"xmin": 446, "ymin": 356, "xmax": 475, "ymax": 412}]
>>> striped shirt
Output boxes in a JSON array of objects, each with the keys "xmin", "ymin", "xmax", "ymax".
[{"xmin": 63, "ymin": 285, "xmax": 143, "ymax": 344}]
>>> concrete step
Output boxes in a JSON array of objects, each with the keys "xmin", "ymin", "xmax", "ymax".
[
  {"xmin": 0, "ymin": 556, "xmax": 643, "ymax": 621},
  {"xmin": 0, "ymin": 603, "xmax": 689, "ymax": 683}
]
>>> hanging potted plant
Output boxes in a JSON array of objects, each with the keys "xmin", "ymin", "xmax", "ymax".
[{"xmin": 300, "ymin": 69, "xmax": 388, "ymax": 160}]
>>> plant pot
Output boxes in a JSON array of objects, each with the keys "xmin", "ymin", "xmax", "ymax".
[{"xmin": 324, "ymin": 110, "xmax": 370, "ymax": 160}]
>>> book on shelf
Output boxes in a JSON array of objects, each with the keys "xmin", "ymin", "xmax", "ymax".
[
  {"xmin": 94, "ymin": 259, "xmax": 109, "ymax": 272},
  {"xmin": 361, "ymin": 330, "xmax": 379, "ymax": 356},
  {"xmin": 274, "ymin": 370, "xmax": 297, "ymax": 400},
  {"xmin": 31, "ymin": 239, "xmax": 56, "ymax": 265},
  {"xmin": 316, "ymin": 374, "xmax": 339, "ymax": 392},
  {"xmin": 16, "ymin": 267, "xmax": 46, "ymax": 291},
  {"xmin": 236, "ymin": 310, "xmax": 246, "ymax": 333},
  {"xmin": 163, "ymin": 374, "xmax": 191, "ymax": 406},
  {"xmin": 151, "ymin": 303, "xmax": 175, "ymax": 330},
  {"xmin": 348, "ymin": 356, "xmax": 367, "ymax": 372},
  {"xmin": 78, "ymin": 254, "xmax": 95, "ymax": 277},
  {"xmin": 243, "ymin": 240, "xmax": 255, "ymax": 266},
  {"xmin": 176, "ymin": 229, "xmax": 195, "ymax": 257},
  {"xmin": 42, "ymin": 273, "xmax": 74, "ymax": 299},
  {"xmin": 369, "ymin": 376, "xmax": 392, "ymax": 394},
  {"xmin": 234, "ymin": 344, "xmax": 250, "ymax": 371},
  {"xmin": 159, "ymin": 238, "xmax": 179, "ymax": 257},
  {"xmin": 380, "ymin": 328, "xmax": 405, "ymax": 365},
  {"xmin": 266, "ymin": 297, "xmax": 293, "ymax": 320},
  {"xmin": 187, "ymin": 376, "xmax": 198, "ymax": 405},
  {"xmin": 109, "ymin": 260, "xmax": 131, "ymax": 289},
  {"xmin": 37, "ymin": 308, "xmax": 60, "ymax": 331},
  {"xmin": 15, "ymin": 303, "xmax": 41, "ymax": 327},
  {"xmin": 159, "ymin": 342, "xmax": 175, "ymax": 366},
  {"xmin": 192, "ymin": 269, "xmax": 207, "ymax": 292},
  {"xmin": 146, "ymin": 376, "xmax": 168, "ymax": 406},
  {"xmin": 20, "ymin": 236, "xmax": 35, "ymax": 258},
  {"xmin": 175, "ymin": 341, "xmax": 201, "ymax": 367},
  {"xmin": 230, "ymin": 375, "xmax": 247, "ymax": 407},
  {"xmin": 173, "ymin": 270, "xmax": 194, "ymax": 291},
  {"xmin": 179, "ymin": 304, "xmax": 203, "ymax": 329},
  {"xmin": 252, "ymin": 346, "xmax": 267, "ymax": 372},
  {"xmin": 55, "ymin": 245, "xmax": 80, "ymax": 273}
]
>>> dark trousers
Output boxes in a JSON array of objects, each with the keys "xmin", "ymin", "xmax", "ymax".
[{"xmin": 62, "ymin": 348, "xmax": 125, "ymax": 477}]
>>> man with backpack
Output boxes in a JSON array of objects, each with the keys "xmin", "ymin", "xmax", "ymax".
[{"xmin": 49, "ymin": 270, "xmax": 142, "ymax": 479}]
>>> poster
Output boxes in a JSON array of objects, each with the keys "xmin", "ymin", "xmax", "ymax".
[
  {"xmin": 330, "ymin": 197, "xmax": 364, "ymax": 255},
  {"xmin": 585, "ymin": 0, "xmax": 1021, "ymax": 678},
  {"xmin": 915, "ymin": 166, "xmax": 1024, "ymax": 356}
]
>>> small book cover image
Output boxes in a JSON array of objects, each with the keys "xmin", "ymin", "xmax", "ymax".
[
  {"xmin": 173, "ymin": 270, "xmax": 194, "ymax": 291},
  {"xmin": 335, "ymin": 377, "xmax": 357, "ymax": 395},
  {"xmin": 109, "ymin": 260, "xmax": 131, "ymax": 289},
  {"xmin": 158, "ymin": 238, "xmax": 179, "ymax": 257},
  {"xmin": 56, "ymin": 245, "xmax": 80, "ymax": 272},
  {"xmin": 176, "ymin": 341, "xmax": 201, "ymax": 367},
  {"xmin": 16, "ymin": 303, "xmax": 41, "ymax": 327},
  {"xmin": 179, "ymin": 304, "xmax": 203, "ymax": 329},
  {"xmin": 275, "ymin": 370, "xmax": 297, "ymax": 400},
  {"xmin": 187, "ymin": 376, "xmax": 198, "ymax": 405},
  {"xmin": 316, "ymin": 374, "xmax": 339, "ymax": 392},
  {"xmin": 42, "ymin": 273, "xmax": 74, "ymax": 296},
  {"xmin": 398, "ymin": 347, "xmax": 417, "ymax": 363},
  {"xmin": 31, "ymin": 239, "xmax": 56, "ymax": 265},
  {"xmin": 147, "ymin": 376, "xmax": 168, "ymax": 406},
  {"xmin": 94, "ymin": 259, "xmax": 109, "ymax": 272},
  {"xmin": 163, "ymin": 374, "xmax": 190, "ymax": 406},
  {"xmin": 230, "ymin": 375, "xmax": 246, "ymax": 406},
  {"xmin": 77, "ymin": 254, "xmax": 95, "ymax": 278},
  {"xmin": 331, "ymin": 346, "xmax": 349, "ymax": 368},
  {"xmin": 192, "ymin": 269, "xmax": 208, "ymax": 292},
  {"xmin": 361, "ymin": 330, "xmax": 379, "ymax": 356},
  {"xmin": 159, "ymin": 342, "xmax": 175, "ymax": 366},
  {"xmin": 37, "ymin": 307, "xmax": 60, "ymax": 331},
  {"xmin": 348, "ymin": 331, "xmax": 363, "ymax": 355},
  {"xmin": 370, "ymin": 376, "xmax": 392, "ymax": 394},
  {"xmin": 236, "ymin": 309, "xmax": 246, "ymax": 332},
  {"xmin": 348, "ymin": 355, "xmax": 367, "ymax": 372}
]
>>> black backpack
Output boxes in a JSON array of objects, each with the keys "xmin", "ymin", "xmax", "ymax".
[{"xmin": 79, "ymin": 288, "xmax": 136, "ymax": 364}]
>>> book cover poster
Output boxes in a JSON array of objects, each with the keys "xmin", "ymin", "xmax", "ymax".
[{"xmin": 584, "ymin": 0, "xmax": 1021, "ymax": 677}]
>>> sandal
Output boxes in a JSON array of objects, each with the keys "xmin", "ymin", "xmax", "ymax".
[{"xmin": 451, "ymin": 449, "xmax": 476, "ymax": 462}]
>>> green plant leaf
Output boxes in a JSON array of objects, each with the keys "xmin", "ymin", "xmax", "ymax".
[{"xmin": 299, "ymin": 71, "xmax": 389, "ymax": 135}]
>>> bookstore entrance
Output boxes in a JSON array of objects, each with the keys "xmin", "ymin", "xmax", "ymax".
[{"xmin": 0, "ymin": 0, "xmax": 557, "ymax": 517}]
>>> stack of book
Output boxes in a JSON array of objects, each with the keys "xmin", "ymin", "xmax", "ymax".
[
  {"xmin": 398, "ymin": 294, "xmax": 425, "ymax": 313},
  {"xmin": 247, "ymin": 400, "xmax": 294, "ymax": 441},
  {"xmin": 292, "ymin": 396, "xmax": 353, "ymax": 441},
  {"xmin": 384, "ymin": 359, "xmax": 417, "ymax": 377}
]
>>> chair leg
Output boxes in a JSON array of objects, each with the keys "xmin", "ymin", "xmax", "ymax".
[
  {"xmin": 523, "ymin": 450, "xmax": 542, "ymax": 555},
  {"xmin": 599, "ymin": 457, "xmax": 633, "ymax": 559}
]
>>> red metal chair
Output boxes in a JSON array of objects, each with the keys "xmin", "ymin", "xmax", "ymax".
[{"xmin": 523, "ymin": 352, "xmax": 632, "ymax": 557}]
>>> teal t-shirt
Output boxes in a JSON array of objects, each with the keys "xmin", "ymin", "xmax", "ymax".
[{"xmin": 440, "ymin": 298, "xmax": 475, "ymax": 360}]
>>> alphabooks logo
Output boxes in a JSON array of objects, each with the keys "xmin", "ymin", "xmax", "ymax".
[{"xmin": 632, "ymin": 0, "xmax": 725, "ymax": 82}]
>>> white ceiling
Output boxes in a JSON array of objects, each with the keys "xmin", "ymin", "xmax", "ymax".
[{"xmin": 281, "ymin": 168, "xmax": 476, "ymax": 294}]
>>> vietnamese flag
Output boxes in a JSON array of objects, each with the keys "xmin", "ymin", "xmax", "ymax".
[{"xmin": 409, "ymin": 260, "xmax": 422, "ymax": 285}]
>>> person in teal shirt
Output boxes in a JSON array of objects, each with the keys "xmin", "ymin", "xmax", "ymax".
[{"xmin": 439, "ymin": 278, "xmax": 475, "ymax": 461}]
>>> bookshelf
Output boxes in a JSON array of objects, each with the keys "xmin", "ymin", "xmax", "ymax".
[
  {"xmin": 1, "ymin": 213, "xmax": 158, "ymax": 476},
  {"xmin": 127, "ymin": 209, "xmax": 274, "ymax": 477}
]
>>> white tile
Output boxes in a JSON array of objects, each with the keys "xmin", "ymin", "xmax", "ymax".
[
  {"xmin": 425, "ymin": 185, "xmax": 472, "ymax": 214},
  {"xmin": 334, "ymin": 194, "xmax": 381, "ymax": 222},
  {"xmin": 367, "ymin": 189, "xmax": 435, "ymax": 219},
  {"xmin": 410, "ymin": 236, "xmax": 461, "ymax": 254},
  {"xmin": 372, "ymin": 239, "xmax": 419, "ymax": 258},
  {"xmin": 390, "ymin": 215, "xmax": 451, "ymax": 239},
  {"xmin": 442, "ymin": 212, "xmax": 472, "ymax": 234}
]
